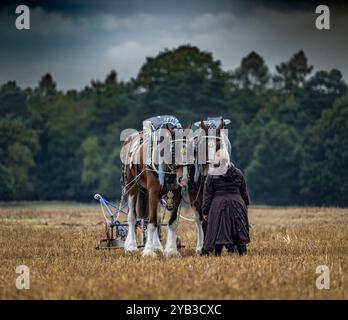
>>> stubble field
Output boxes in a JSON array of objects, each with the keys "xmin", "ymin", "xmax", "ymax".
[{"xmin": 0, "ymin": 203, "xmax": 347, "ymax": 299}]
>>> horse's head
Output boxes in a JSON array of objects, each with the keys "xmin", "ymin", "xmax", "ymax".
[
  {"xmin": 173, "ymin": 123, "xmax": 193, "ymax": 190},
  {"xmin": 155, "ymin": 123, "xmax": 192, "ymax": 189},
  {"xmin": 198, "ymin": 118, "xmax": 230, "ymax": 176}
]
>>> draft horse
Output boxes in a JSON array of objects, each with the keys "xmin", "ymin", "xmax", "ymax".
[
  {"xmin": 187, "ymin": 118, "xmax": 231, "ymax": 253},
  {"xmin": 120, "ymin": 120, "xmax": 189, "ymax": 257}
]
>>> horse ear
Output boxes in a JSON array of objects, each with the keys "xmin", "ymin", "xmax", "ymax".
[
  {"xmin": 200, "ymin": 120, "xmax": 207, "ymax": 131},
  {"xmin": 216, "ymin": 118, "xmax": 224, "ymax": 136},
  {"xmin": 217, "ymin": 118, "xmax": 224, "ymax": 130},
  {"xmin": 182, "ymin": 123, "xmax": 192, "ymax": 140},
  {"xmin": 164, "ymin": 123, "xmax": 171, "ymax": 132}
]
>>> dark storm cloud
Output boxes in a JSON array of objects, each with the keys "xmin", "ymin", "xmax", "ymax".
[
  {"xmin": 0, "ymin": 0, "xmax": 348, "ymax": 90},
  {"xmin": 0, "ymin": 0, "xmax": 239, "ymax": 15},
  {"xmin": 4, "ymin": 0, "xmax": 345, "ymax": 16},
  {"xmin": 245, "ymin": 0, "xmax": 347, "ymax": 11}
]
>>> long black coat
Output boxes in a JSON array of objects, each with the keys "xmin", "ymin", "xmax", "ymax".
[{"xmin": 202, "ymin": 165, "xmax": 250, "ymax": 252}]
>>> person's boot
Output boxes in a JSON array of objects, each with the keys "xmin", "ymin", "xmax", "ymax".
[
  {"xmin": 214, "ymin": 244, "xmax": 223, "ymax": 256},
  {"xmin": 200, "ymin": 249, "xmax": 210, "ymax": 256},
  {"xmin": 237, "ymin": 244, "xmax": 247, "ymax": 256}
]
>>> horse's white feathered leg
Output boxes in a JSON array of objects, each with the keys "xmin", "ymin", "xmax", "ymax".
[
  {"xmin": 164, "ymin": 218, "xmax": 180, "ymax": 257},
  {"xmin": 152, "ymin": 227, "xmax": 163, "ymax": 252},
  {"xmin": 124, "ymin": 195, "xmax": 138, "ymax": 251},
  {"xmin": 194, "ymin": 210, "xmax": 204, "ymax": 254},
  {"xmin": 143, "ymin": 223, "xmax": 157, "ymax": 257}
]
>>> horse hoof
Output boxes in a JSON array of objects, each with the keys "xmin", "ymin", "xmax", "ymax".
[
  {"xmin": 125, "ymin": 245, "xmax": 138, "ymax": 252},
  {"xmin": 164, "ymin": 248, "xmax": 181, "ymax": 258},
  {"xmin": 195, "ymin": 248, "xmax": 203, "ymax": 255},
  {"xmin": 153, "ymin": 246, "xmax": 164, "ymax": 253},
  {"xmin": 142, "ymin": 249, "xmax": 157, "ymax": 258}
]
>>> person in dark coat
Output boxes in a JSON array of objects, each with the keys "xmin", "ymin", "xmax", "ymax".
[{"xmin": 202, "ymin": 153, "xmax": 250, "ymax": 256}]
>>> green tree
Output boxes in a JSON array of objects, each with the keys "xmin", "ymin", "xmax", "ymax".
[
  {"xmin": 246, "ymin": 120, "xmax": 300, "ymax": 204},
  {"xmin": 135, "ymin": 45, "xmax": 229, "ymax": 123},
  {"xmin": 301, "ymin": 69, "xmax": 348, "ymax": 123},
  {"xmin": 230, "ymin": 51, "xmax": 270, "ymax": 90},
  {"xmin": 28, "ymin": 75, "xmax": 86, "ymax": 200},
  {"xmin": 252, "ymin": 93, "xmax": 307, "ymax": 132},
  {"xmin": 300, "ymin": 95, "xmax": 348, "ymax": 205},
  {"xmin": 0, "ymin": 46, "xmax": 346, "ymax": 206},
  {"xmin": 0, "ymin": 164, "xmax": 14, "ymax": 200},
  {"xmin": 0, "ymin": 118, "xmax": 39, "ymax": 200},
  {"xmin": 81, "ymin": 136, "xmax": 104, "ymax": 192},
  {"xmin": 38, "ymin": 73, "xmax": 57, "ymax": 96},
  {"xmin": 0, "ymin": 81, "xmax": 27, "ymax": 117},
  {"xmin": 88, "ymin": 72, "xmax": 139, "ymax": 135},
  {"xmin": 274, "ymin": 50, "xmax": 313, "ymax": 92},
  {"xmin": 233, "ymin": 122, "xmax": 260, "ymax": 170},
  {"xmin": 232, "ymin": 92, "xmax": 305, "ymax": 170}
]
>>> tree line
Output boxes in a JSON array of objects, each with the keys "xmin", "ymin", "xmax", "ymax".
[{"xmin": 0, "ymin": 45, "xmax": 347, "ymax": 206}]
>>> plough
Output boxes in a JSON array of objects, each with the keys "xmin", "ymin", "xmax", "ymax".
[
  {"xmin": 94, "ymin": 193, "xmax": 148, "ymax": 250},
  {"xmin": 94, "ymin": 193, "xmax": 186, "ymax": 250}
]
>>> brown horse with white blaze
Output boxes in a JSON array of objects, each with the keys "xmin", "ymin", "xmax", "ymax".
[{"xmin": 120, "ymin": 125, "xmax": 189, "ymax": 258}]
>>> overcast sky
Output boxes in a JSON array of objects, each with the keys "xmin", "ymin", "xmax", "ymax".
[{"xmin": 0, "ymin": 0, "xmax": 347, "ymax": 90}]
